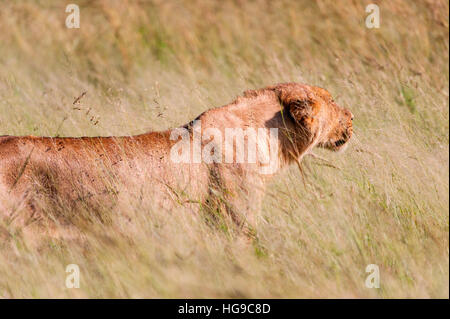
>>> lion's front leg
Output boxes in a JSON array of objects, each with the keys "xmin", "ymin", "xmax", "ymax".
[{"xmin": 206, "ymin": 164, "xmax": 265, "ymax": 237}]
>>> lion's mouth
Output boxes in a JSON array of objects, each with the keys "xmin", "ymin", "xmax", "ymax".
[
  {"xmin": 319, "ymin": 138, "xmax": 349, "ymax": 152},
  {"xmin": 334, "ymin": 139, "xmax": 347, "ymax": 147}
]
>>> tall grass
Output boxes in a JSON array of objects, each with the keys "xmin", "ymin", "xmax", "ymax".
[{"xmin": 0, "ymin": 0, "xmax": 448, "ymax": 298}]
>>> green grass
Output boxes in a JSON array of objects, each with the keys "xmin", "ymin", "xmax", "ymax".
[{"xmin": 0, "ymin": 0, "xmax": 448, "ymax": 298}]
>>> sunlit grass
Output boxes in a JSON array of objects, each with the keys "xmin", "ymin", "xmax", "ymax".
[{"xmin": 0, "ymin": 0, "xmax": 448, "ymax": 298}]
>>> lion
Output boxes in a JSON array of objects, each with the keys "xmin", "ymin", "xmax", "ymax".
[{"xmin": 0, "ymin": 82, "xmax": 353, "ymax": 235}]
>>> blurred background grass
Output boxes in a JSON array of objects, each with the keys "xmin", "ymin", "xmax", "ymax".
[{"xmin": 0, "ymin": 0, "xmax": 448, "ymax": 298}]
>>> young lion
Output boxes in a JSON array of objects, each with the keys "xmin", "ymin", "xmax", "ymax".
[{"xmin": 0, "ymin": 83, "xmax": 353, "ymax": 233}]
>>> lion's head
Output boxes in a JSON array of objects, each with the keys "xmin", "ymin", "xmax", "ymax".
[{"xmin": 275, "ymin": 83, "xmax": 353, "ymax": 153}]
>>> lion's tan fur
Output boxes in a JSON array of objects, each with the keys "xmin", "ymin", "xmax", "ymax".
[{"xmin": 0, "ymin": 83, "xmax": 353, "ymax": 231}]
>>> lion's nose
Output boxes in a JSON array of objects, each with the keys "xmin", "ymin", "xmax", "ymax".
[{"xmin": 343, "ymin": 109, "xmax": 353, "ymax": 121}]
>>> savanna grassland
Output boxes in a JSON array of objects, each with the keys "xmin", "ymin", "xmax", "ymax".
[{"xmin": 0, "ymin": 0, "xmax": 448, "ymax": 298}]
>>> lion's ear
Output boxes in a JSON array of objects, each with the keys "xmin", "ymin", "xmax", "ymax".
[
  {"xmin": 277, "ymin": 86, "xmax": 317, "ymax": 124},
  {"xmin": 288, "ymin": 98, "xmax": 315, "ymax": 124}
]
